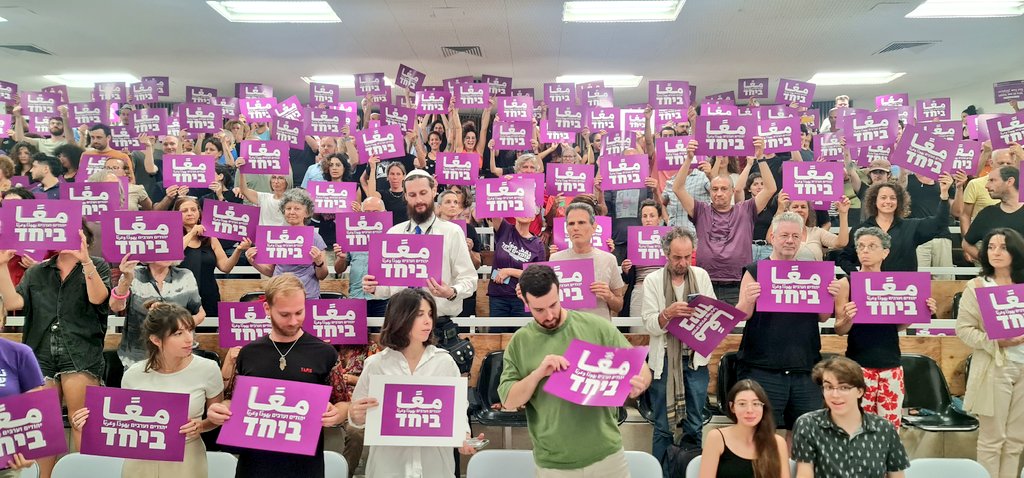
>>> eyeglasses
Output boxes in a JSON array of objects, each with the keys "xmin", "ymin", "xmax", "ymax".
[
  {"xmin": 103, "ymin": 166, "xmax": 126, "ymax": 171},
  {"xmin": 733, "ymin": 401, "xmax": 764, "ymax": 410},
  {"xmin": 855, "ymin": 243, "xmax": 884, "ymax": 252},
  {"xmin": 822, "ymin": 385, "xmax": 858, "ymax": 394}
]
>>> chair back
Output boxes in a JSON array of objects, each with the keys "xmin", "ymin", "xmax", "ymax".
[
  {"xmin": 625, "ymin": 451, "xmax": 661, "ymax": 476},
  {"xmin": 324, "ymin": 450, "xmax": 349, "ymax": 477},
  {"xmin": 52, "ymin": 454, "xmax": 124, "ymax": 478},
  {"xmin": 476, "ymin": 351, "xmax": 505, "ymax": 407},
  {"xmin": 905, "ymin": 458, "xmax": 989, "ymax": 478},
  {"xmin": 685, "ymin": 455, "xmax": 702, "ymax": 478},
  {"xmin": 206, "ymin": 451, "xmax": 237, "ymax": 476},
  {"xmin": 466, "ymin": 449, "xmax": 535, "ymax": 478},
  {"xmin": 716, "ymin": 352, "xmax": 739, "ymax": 412},
  {"xmin": 901, "ymin": 354, "xmax": 951, "ymax": 411}
]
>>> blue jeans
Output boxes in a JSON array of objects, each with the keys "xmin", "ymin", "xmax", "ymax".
[
  {"xmin": 488, "ymin": 295, "xmax": 530, "ymax": 333},
  {"xmin": 751, "ymin": 243, "xmax": 772, "ymax": 262},
  {"xmin": 739, "ymin": 367, "xmax": 823, "ymax": 429},
  {"xmin": 650, "ymin": 355, "xmax": 709, "ymax": 477}
]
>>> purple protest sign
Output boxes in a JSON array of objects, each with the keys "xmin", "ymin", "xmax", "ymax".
[
  {"xmin": 129, "ymin": 108, "xmax": 167, "ymax": 137},
  {"xmin": 975, "ymin": 284, "xmax": 1024, "ymax": 339},
  {"xmin": 546, "ymin": 163, "xmax": 595, "ymax": 196},
  {"xmin": 454, "ymin": 83, "xmax": 489, "ymax": 109},
  {"xmin": 185, "ymin": 86, "xmax": 216, "ymax": 104},
  {"xmin": 217, "ymin": 302, "xmax": 270, "ymax": 347},
  {"xmin": 381, "ymin": 104, "xmax": 416, "ymax": 132},
  {"xmin": 101, "ymin": 211, "xmax": 184, "ymax": 262},
  {"xmin": 493, "ymin": 121, "xmax": 532, "ymax": 151},
  {"xmin": 738, "ymin": 107, "xmax": 756, "ymax": 118},
  {"xmin": 309, "ymin": 83, "xmax": 340, "ymax": 106},
  {"xmin": 599, "ymin": 154, "xmax": 649, "ymax": 191},
  {"xmin": 497, "ymin": 96, "xmax": 534, "ymax": 121},
  {"xmin": 482, "ymin": 75, "xmax": 511, "ymax": 96},
  {"xmin": 303, "ymin": 299, "xmax": 367, "ymax": 345},
  {"xmin": 801, "ymin": 110, "xmax": 820, "ymax": 131},
  {"xmin": 756, "ymin": 260, "xmax": 835, "ymax": 313},
  {"xmin": 61, "ymin": 182, "xmax": 123, "ymax": 219},
  {"xmin": 355, "ymin": 72, "xmax": 385, "ymax": 94},
  {"xmin": 655, "ymin": 135, "xmax": 693, "ymax": 171},
  {"xmin": 649, "ymin": 80, "xmax": 691, "ymax": 109},
  {"xmin": 994, "ymin": 80, "xmax": 1024, "ymax": 104},
  {"xmin": 782, "ymin": 162, "xmax": 844, "ymax": 202},
  {"xmin": 705, "ymin": 91, "xmax": 736, "ymax": 104},
  {"xmin": 217, "ymin": 376, "xmax": 330, "ymax": 456},
  {"xmin": 367, "ymin": 234, "xmax": 445, "ymax": 287},
  {"xmin": 695, "ymin": 116, "xmax": 756, "ymax": 156},
  {"xmin": 951, "ymin": 140, "xmax": 983, "ymax": 174},
  {"xmin": 67, "ymin": 101, "xmax": 107, "ymax": 128},
  {"xmin": 539, "ymin": 119, "xmax": 573, "ymax": 143},
  {"xmin": 0, "ymin": 80, "xmax": 15, "ymax": 104},
  {"xmin": 654, "ymin": 108, "xmax": 686, "ymax": 130},
  {"xmin": 129, "ymin": 81, "xmax": 159, "ymax": 105},
  {"xmin": 583, "ymin": 87, "xmax": 615, "ymax": 108},
  {"xmin": 511, "ymin": 87, "xmax": 535, "ymax": 97},
  {"xmin": 337, "ymin": 101, "xmax": 358, "ymax": 116},
  {"xmin": 919, "ymin": 120, "xmax": 960, "ymax": 142},
  {"xmin": 620, "ymin": 109, "xmax": 646, "ymax": 133},
  {"xmin": 309, "ymin": 181, "xmax": 357, "ymax": 214},
  {"xmin": 523, "ymin": 259, "xmax": 598, "ymax": 310},
  {"xmin": 600, "ymin": 130, "xmax": 636, "ymax": 156},
  {"xmin": 272, "ymin": 96, "xmax": 304, "ymax": 122},
  {"xmin": 627, "ymin": 226, "xmax": 673, "ymax": 267},
  {"xmin": 304, "ymin": 108, "xmax": 349, "ymax": 137},
  {"xmin": 395, "ymin": 64, "xmax": 426, "ymax": 92},
  {"xmin": 41, "ymin": 85, "xmax": 68, "ymax": 105},
  {"xmin": 79, "ymin": 153, "xmax": 109, "ymax": 178},
  {"xmin": 255, "ymin": 226, "xmax": 315, "ymax": 265},
  {"xmin": 703, "ymin": 103, "xmax": 738, "ymax": 116},
  {"xmin": 665, "ymin": 295, "xmax": 745, "ymax": 357},
  {"xmin": 542, "ymin": 339, "xmax": 648, "ymax": 407},
  {"xmin": 585, "ymin": 107, "xmax": 619, "ymax": 131},
  {"xmin": 163, "ymin": 154, "xmax": 215, "ymax": 187},
  {"xmin": 509, "ymin": 171, "xmax": 546, "ymax": 205},
  {"xmin": 775, "ymin": 79, "xmax": 815, "ymax": 107},
  {"xmin": 967, "ymin": 114, "xmax": 1001, "ymax": 141},
  {"xmin": 435, "ymin": 152, "xmax": 480, "ymax": 186},
  {"xmin": 987, "ymin": 111, "xmax": 1024, "ymax": 149},
  {"xmin": 177, "ymin": 103, "xmax": 223, "ymax": 134},
  {"xmin": 240, "ymin": 140, "xmax": 291, "ymax": 175},
  {"xmin": 20, "ymin": 91, "xmax": 58, "ymax": 116},
  {"xmin": 141, "ymin": 76, "xmax": 170, "ymax": 96},
  {"xmin": 553, "ymin": 216, "xmax": 612, "ymax": 253},
  {"xmin": 815, "ymin": 133, "xmax": 845, "ymax": 161},
  {"xmin": 874, "ymin": 93, "xmax": 908, "ymax": 109},
  {"xmin": 737, "ymin": 78, "xmax": 769, "ymax": 100},
  {"xmin": 0, "ymin": 114, "xmax": 9, "ymax": 137},
  {"xmin": 240, "ymin": 97, "xmax": 277, "ymax": 122},
  {"xmin": 200, "ymin": 200, "xmax": 259, "ymax": 243},
  {"xmin": 850, "ymin": 272, "xmax": 932, "ymax": 325},
  {"xmin": 836, "ymin": 109, "xmax": 900, "ymax": 148},
  {"xmin": 369, "ymin": 86, "xmax": 392, "ymax": 105},
  {"xmin": 93, "ymin": 82, "xmax": 125, "ymax": 102},
  {"xmin": 758, "ymin": 117, "xmax": 802, "ymax": 154},
  {"xmin": 80, "ymin": 387, "xmax": 188, "ymax": 461},
  {"xmin": 756, "ymin": 105, "xmax": 797, "ymax": 122},
  {"xmin": 235, "ymin": 83, "xmax": 273, "ymax": 99},
  {"xmin": 24, "ymin": 114, "xmax": 52, "ymax": 137},
  {"xmin": 474, "ymin": 177, "xmax": 537, "ymax": 219},
  {"xmin": 443, "ymin": 76, "xmax": 474, "ymax": 93},
  {"xmin": 109, "ymin": 125, "xmax": 143, "ymax": 151},
  {"xmin": 337, "ymin": 212, "xmax": 392, "ymax": 252},
  {"xmin": 355, "ymin": 124, "xmax": 405, "ymax": 162},
  {"xmin": 889, "ymin": 124, "xmax": 956, "ymax": 180},
  {"xmin": 211, "ymin": 97, "xmax": 238, "ymax": 119},
  {"xmin": 543, "ymin": 83, "xmax": 576, "ymax": 107},
  {"xmin": 272, "ymin": 116, "xmax": 304, "ymax": 149},
  {"xmin": 415, "ymin": 90, "xmax": 451, "ymax": 114},
  {"xmin": 0, "ymin": 200, "xmax": 81, "ymax": 250},
  {"xmin": 915, "ymin": 98, "xmax": 951, "ymax": 122},
  {"xmin": 549, "ymin": 105, "xmax": 585, "ymax": 133},
  {"xmin": 0, "ymin": 388, "xmax": 67, "ymax": 464},
  {"xmin": 855, "ymin": 145, "xmax": 893, "ymax": 167},
  {"xmin": 365, "ymin": 376, "xmax": 467, "ymax": 447}
]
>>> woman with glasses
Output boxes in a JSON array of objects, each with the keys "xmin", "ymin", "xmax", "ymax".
[
  {"xmin": 791, "ymin": 357, "xmax": 910, "ymax": 478},
  {"xmin": 833, "ymin": 227, "xmax": 937, "ymax": 429},
  {"xmin": 103, "ymin": 156, "xmax": 153, "ymax": 210},
  {"xmin": 699, "ymin": 380, "xmax": 789, "ymax": 478},
  {"xmin": 956, "ymin": 228, "xmax": 1024, "ymax": 478}
]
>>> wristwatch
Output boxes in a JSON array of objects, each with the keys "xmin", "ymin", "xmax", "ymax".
[{"xmin": 447, "ymin": 289, "xmax": 458, "ymax": 301}]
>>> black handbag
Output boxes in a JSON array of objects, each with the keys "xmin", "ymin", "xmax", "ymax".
[{"xmin": 434, "ymin": 319, "xmax": 475, "ymax": 375}]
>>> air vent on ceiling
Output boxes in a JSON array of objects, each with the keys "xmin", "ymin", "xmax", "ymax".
[
  {"xmin": 875, "ymin": 41, "xmax": 939, "ymax": 54},
  {"xmin": 442, "ymin": 46, "xmax": 482, "ymax": 58},
  {"xmin": 0, "ymin": 44, "xmax": 53, "ymax": 55}
]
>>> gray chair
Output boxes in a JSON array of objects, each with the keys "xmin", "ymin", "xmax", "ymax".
[
  {"xmin": 324, "ymin": 450, "xmax": 349, "ymax": 477},
  {"xmin": 905, "ymin": 458, "xmax": 988, "ymax": 478},
  {"xmin": 625, "ymin": 451, "xmax": 662, "ymax": 476},
  {"xmin": 207, "ymin": 451, "xmax": 237, "ymax": 476},
  {"xmin": 51, "ymin": 454, "xmax": 124, "ymax": 478},
  {"xmin": 466, "ymin": 450, "xmax": 534, "ymax": 478}
]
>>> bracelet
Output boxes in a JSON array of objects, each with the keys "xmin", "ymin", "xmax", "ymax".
[{"xmin": 110, "ymin": 287, "xmax": 130, "ymax": 301}]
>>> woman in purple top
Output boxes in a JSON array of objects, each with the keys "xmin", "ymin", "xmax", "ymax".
[
  {"xmin": 485, "ymin": 212, "xmax": 546, "ymax": 327},
  {"xmin": 0, "ymin": 294, "xmax": 47, "ymax": 475},
  {"xmin": 245, "ymin": 188, "xmax": 329, "ymax": 299}
]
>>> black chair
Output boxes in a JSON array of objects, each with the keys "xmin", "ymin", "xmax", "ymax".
[
  {"xmin": 901, "ymin": 353, "xmax": 979, "ymax": 432},
  {"xmin": 238, "ymin": 291, "xmax": 265, "ymax": 302},
  {"xmin": 716, "ymin": 352, "xmax": 739, "ymax": 415},
  {"xmin": 472, "ymin": 351, "xmax": 527, "ymax": 427},
  {"xmin": 102, "ymin": 349, "xmax": 124, "ymax": 388},
  {"xmin": 320, "ymin": 292, "xmax": 344, "ymax": 300},
  {"xmin": 637, "ymin": 390, "xmax": 655, "ymax": 424}
]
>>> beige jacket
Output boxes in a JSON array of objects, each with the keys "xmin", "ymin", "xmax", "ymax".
[{"xmin": 956, "ymin": 277, "xmax": 1008, "ymax": 417}]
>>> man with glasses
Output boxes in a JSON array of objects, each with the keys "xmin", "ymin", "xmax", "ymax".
[{"xmin": 735, "ymin": 212, "xmax": 841, "ymax": 445}]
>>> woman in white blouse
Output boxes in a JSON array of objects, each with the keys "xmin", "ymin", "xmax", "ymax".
[
  {"xmin": 347, "ymin": 289, "xmax": 482, "ymax": 478},
  {"xmin": 772, "ymin": 191, "xmax": 850, "ymax": 261}
]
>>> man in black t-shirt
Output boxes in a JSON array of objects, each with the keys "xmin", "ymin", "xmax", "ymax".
[
  {"xmin": 735, "ymin": 212, "xmax": 841, "ymax": 444},
  {"xmin": 964, "ymin": 166, "xmax": 1024, "ymax": 258},
  {"xmin": 208, "ymin": 273, "xmax": 347, "ymax": 478}
]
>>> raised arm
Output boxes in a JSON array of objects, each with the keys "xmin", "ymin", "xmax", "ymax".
[
  {"xmin": 671, "ymin": 139, "xmax": 699, "ymax": 217},
  {"xmin": 452, "ymin": 106, "xmax": 464, "ymax": 152},
  {"xmin": 487, "ymin": 139, "xmax": 502, "ymax": 176},
  {"xmin": 752, "ymin": 138, "xmax": 776, "ymax": 213},
  {"xmin": 643, "ymin": 105, "xmax": 655, "ymax": 158},
  {"xmin": 475, "ymin": 98, "xmax": 495, "ymax": 155},
  {"xmin": 233, "ymin": 158, "xmax": 260, "ymax": 204},
  {"xmin": 140, "ymin": 134, "xmax": 159, "ymax": 174},
  {"xmin": 0, "ymin": 251, "xmax": 25, "ymax": 311}
]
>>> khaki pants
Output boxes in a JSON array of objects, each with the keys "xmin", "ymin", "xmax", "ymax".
[
  {"xmin": 915, "ymin": 238, "xmax": 953, "ymax": 280},
  {"xmin": 535, "ymin": 449, "xmax": 631, "ymax": 478},
  {"xmin": 342, "ymin": 423, "xmax": 365, "ymax": 478},
  {"xmin": 977, "ymin": 360, "xmax": 1024, "ymax": 478}
]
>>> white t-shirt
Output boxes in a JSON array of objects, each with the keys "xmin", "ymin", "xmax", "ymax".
[
  {"xmin": 121, "ymin": 355, "xmax": 224, "ymax": 420},
  {"xmin": 256, "ymin": 191, "xmax": 286, "ymax": 226}
]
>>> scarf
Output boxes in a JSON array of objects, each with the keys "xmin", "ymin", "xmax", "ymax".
[{"xmin": 662, "ymin": 265, "xmax": 695, "ymax": 442}]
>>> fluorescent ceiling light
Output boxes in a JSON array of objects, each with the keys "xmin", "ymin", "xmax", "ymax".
[
  {"xmin": 301, "ymin": 75, "xmax": 395, "ymax": 89},
  {"xmin": 906, "ymin": 0, "xmax": 1024, "ymax": 18},
  {"xmin": 43, "ymin": 73, "xmax": 140, "ymax": 88},
  {"xmin": 556, "ymin": 74, "xmax": 643, "ymax": 88},
  {"xmin": 0, "ymin": 16, "xmax": 7, "ymax": 22},
  {"xmin": 807, "ymin": 72, "xmax": 906, "ymax": 86},
  {"xmin": 207, "ymin": 1, "xmax": 341, "ymax": 23},
  {"xmin": 563, "ymin": 1, "xmax": 684, "ymax": 22}
]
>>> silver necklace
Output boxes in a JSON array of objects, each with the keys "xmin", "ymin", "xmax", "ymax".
[{"xmin": 270, "ymin": 338, "xmax": 299, "ymax": 371}]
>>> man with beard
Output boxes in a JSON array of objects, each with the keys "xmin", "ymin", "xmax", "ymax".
[
  {"xmin": 11, "ymin": 104, "xmax": 72, "ymax": 155},
  {"xmin": 499, "ymin": 265, "xmax": 651, "ymax": 476},
  {"xmin": 207, "ymin": 273, "xmax": 348, "ymax": 478},
  {"xmin": 84, "ymin": 124, "xmax": 131, "ymax": 162},
  {"xmin": 362, "ymin": 169, "xmax": 477, "ymax": 342},
  {"xmin": 28, "ymin": 154, "xmax": 63, "ymax": 199}
]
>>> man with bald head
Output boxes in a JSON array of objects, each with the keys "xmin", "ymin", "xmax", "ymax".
[
  {"xmin": 334, "ymin": 196, "xmax": 390, "ymax": 316},
  {"xmin": 672, "ymin": 137, "xmax": 775, "ymax": 305},
  {"xmin": 959, "ymin": 144, "xmax": 1022, "ymax": 259}
]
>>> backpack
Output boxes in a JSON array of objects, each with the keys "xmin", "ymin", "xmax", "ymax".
[{"xmin": 664, "ymin": 441, "xmax": 702, "ymax": 478}]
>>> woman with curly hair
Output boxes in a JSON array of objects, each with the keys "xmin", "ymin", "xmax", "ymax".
[
  {"xmin": 245, "ymin": 188, "xmax": 329, "ymax": 298},
  {"xmin": 837, "ymin": 175, "xmax": 953, "ymax": 274}
]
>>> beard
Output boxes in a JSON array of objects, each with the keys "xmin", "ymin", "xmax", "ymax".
[{"xmin": 408, "ymin": 202, "xmax": 433, "ymax": 224}]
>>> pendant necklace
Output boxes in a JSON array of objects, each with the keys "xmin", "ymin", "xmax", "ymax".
[{"xmin": 271, "ymin": 338, "xmax": 299, "ymax": 371}]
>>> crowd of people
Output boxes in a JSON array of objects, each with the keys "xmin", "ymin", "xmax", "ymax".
[{"xmin": 0, "ymin": 76, "xmax": 1022, "ymax": 478}]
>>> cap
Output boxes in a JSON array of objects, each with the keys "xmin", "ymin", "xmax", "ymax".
[{"xmin": 867, "ymin": 159, "xmax": 892, "ymax": 173}]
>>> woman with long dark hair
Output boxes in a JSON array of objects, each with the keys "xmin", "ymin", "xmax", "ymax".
[
  {"xmin": 72, "ymin": 303, "xmax": 224, "ymax": 477},
  {"xmin": 177, "ymin": 196, "xmax": 251, "ymax": 317},
  {"xmin": 315, "ymin": 152, "xmax": 358, "ymax": 248},
  {"xmin": 699, "ymin": 379, "xmax": 788, "ymax": 478},
  {"xmin": 10, "ymin": 141, "xmax": 37, "ymax": 177}
]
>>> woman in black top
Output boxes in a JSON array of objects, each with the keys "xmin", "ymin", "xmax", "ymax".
[
  {"xmin": 313, "ymin": 152, "xmax": 358, "ymax": 248},
  {"xmin": 699, "ymin": 380, "xmax": 788, "ymax": 478},
  {"xmin": 834, "ymin": 227, "xmax": 936, "ymax": 429},
  {"xmin": 178, "ymin": 196, "xmax": 250, "ymax": 316},
  {"xmin": 362, "ymin": 157, "xmax": 408, "ymax": 224}
]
